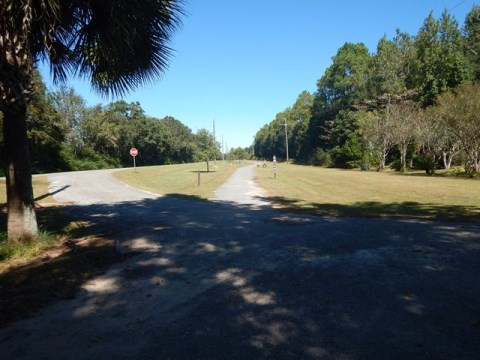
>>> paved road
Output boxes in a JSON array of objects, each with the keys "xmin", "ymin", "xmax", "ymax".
[
  {"xmin": 48, "ymin": 169, "xmax": 159, "ymax": 205},
  {"xmin": 1, "ymin": 165, "xmax": 479, "ymax": 359},
  {"xmin": 211, "ymin": 164, "xmax": 270, "ymax": 206}
]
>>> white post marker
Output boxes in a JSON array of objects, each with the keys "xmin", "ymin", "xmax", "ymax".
[
  {"xmin": 130, "ymin": 147, "xmax": 138, "ymax": 171},
  {"xmin": 273, "ymin": 155, "xmax": 277, "ymax": 179}
]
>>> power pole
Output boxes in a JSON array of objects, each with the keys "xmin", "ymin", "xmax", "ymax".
[
  {"xmin": 222, "ymin": 135, "xmax": 225, "ymax": 161},
  {"xmin": 212, "ymin": 118, "xmax": 216, "ymax": 165},
  {"xmin": 284, "ymin": 118, "xmax": 289, "ymax": 163}
]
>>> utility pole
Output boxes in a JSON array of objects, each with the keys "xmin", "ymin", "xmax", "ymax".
[
  {"xmin": 284, "ymin": 118, "xmax": 289, "ymax": 163},
  {"xmin": 212, "ymin": 118, "xmax": 216, "ymax": 143},
  {"xmin": 212, "ymin": 118, "xmax": 216, "ymax": 165},
  {"xmin": 222, "ymin": 135, "xmax": 225, "ymax": 161}
]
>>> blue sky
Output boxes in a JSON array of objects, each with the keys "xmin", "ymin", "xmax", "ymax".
[{"xmin": 39, "ymin": 0, "xmax": 478, "ymax": 149}]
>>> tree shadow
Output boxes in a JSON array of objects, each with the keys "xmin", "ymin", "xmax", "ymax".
[
  {"xmin": 188, "ymin": 170, "xmax": 218, "ymax": 173},
  {"xmin": 0, "ymin": 195, "xmax": 479, "ymax": 359},
  {"xmin": 263, "ymin": 196, "xmax": 480, "ymax": 222},
  {"xmin": 164, "ymin": 193, "xmax": 207, "ymax": 202},
  {"xmin": 0, "ymin": 237, "xmax": 136, "ymax": 326},
  {"xmin": 34, "ymin": 185, "xmax": 71, "ymax": 202}
]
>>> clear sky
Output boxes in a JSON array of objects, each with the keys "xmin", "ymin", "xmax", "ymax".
[{"xmin": 38, "ymin": 0, "xmax": 478, "ymax": 149}]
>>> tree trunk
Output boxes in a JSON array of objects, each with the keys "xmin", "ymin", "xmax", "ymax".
[
  {"xmin": 377, "ymin": 151, "xmax": 386, "ymax": 171},
  {"xmin": 1, "ymin": 0, "xmax": 39, "ymax": 240},
  {"xmin": 400, "ymin": 142, "xmax": 407, "ymax": 173},
  {"xmin": 2, "ymin": 107, "xmax": 38, "ymax": 240},
  {"xmin": 377, "ymin": 141, "xmax": 388, "ymax": 171}
]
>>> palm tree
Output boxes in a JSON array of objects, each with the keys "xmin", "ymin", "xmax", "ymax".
[{"xmin": 0, "ymin": 0, "xmax": 184, "ymax": 240}]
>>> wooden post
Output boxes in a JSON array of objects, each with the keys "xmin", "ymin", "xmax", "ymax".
[{"xmin": 197, "ymin": 170, "xmax": 200, "ymax": 186}]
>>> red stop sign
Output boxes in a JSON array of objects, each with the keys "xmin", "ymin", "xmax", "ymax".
[{"xmin": 130, "ymin": 147, "xmax": 138, "ymax": 157}]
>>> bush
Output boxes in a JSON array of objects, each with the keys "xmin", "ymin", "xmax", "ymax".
[
  {"xmin": 60, "ymin": 146, "xmax": 121, "ymax": 171},
  {"xmin": 310, "ymin": 148, "xmax": 332, "ymax": 167},
  {"xmin": 330, "ymin": 133, "xmax": 365, "ymax": 169},
  {"xmin": 413, "ymin": 154, "xmax": 438, "ymax": 175},
  {"xmin": 389, "ymin": 159, "xmax": 401, "ymax": 171}
]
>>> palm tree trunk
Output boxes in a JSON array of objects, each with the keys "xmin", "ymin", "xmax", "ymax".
[
  {"xmin": 1, "ymin": 0, "xmax": 38, "ymax": 240},
  {"xmin": 2, "ymin": 106, "xmax": 38, "ymax": 240}
]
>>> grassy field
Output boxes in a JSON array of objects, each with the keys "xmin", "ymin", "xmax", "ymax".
[
  {"xmin": 113, "ymin": 161, "xmax": 248, "ymax": 200},
  {"xmin": 255, "ymin": 163, "xmax": 480, "ymax": 221}
]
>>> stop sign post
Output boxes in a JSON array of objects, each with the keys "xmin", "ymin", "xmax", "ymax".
[{"xmin": 130, "ymin": 147, "xmax": 138, "ymax": 171}]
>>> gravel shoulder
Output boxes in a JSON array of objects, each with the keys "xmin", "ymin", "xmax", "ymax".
[{"xmin": 0, "ymin": 166, "xmax": 479, "ymax": 359}]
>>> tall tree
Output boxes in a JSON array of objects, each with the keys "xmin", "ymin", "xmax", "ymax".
[
  {"xmin": 81, "ymin": 104, "xmax": 123, "ymax": 163},
  {"xmin": 357, "ymin": 110, "xmax": 394, "ymax": 171},
  {"xmin": 421, "ymin": 105, "xmax": 460, "ymax": 171},
  {"xmin": 313, "ymin": 42, "xmax": 372, "ymax": 151},
  {"xmin": 193, "ymin": 129, "xmax": 218, "ymax": 172},
  {"xmin": 253, "ymin": 110, "xmax": 291, "ymax": 162},
  {"xmin": 414, "ymin": 11, "xmax": 471, "ymax": 105},
  {"xmin": 51, "ymin": 85, "xmax": 86, "ymax": 153},
  {"xmin": 316, "ymin": 42, "xmax": 372, "ymax": 111},
  {"xmin": 157, "ymin": 116, "xmax": 194, "ymax": 164},
  {"xmin": 370, "ymin": 30, "xmax": 416, "ymax": 98},
  {"xmin": 463, "ymin": 5, "xmax": 480, "ymax": 81},
  {"xmin": 389, "ymin": 102, "xmax": 420, "ymax": 172},
  {"xmin": 434, "ymin": 83, "xmax": 480, "ymax": 175},
  {"xmin": 0, "ymin": 0, "xmax": 184, "ymax": 240},
  {"xmin": 332, "ymin": 110, "xmax": 371, "ymax": 168},
  {"xmin": 288, "ymin": 91, "xmax": 314, "ymax": 162},
  {"xmin": 253, "ymin": 124, "xmax": 272, "ymax": 160},
  {"xmin": 26, "ymin": 71, "xmax": 66, "ymax": 173}
]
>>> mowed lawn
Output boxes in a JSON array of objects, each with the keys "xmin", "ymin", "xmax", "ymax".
[
  {"xmin": 114, "ymin": 161, "xmax": 248, "ymax": 200},
  {"xmin": 255, "ymin": 163, "xmax": 480, "ymax": 221}
]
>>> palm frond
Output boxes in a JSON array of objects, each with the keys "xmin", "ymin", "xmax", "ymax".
[{"xmin": 32, "ymin": 0, "xmax": 185, "ymax": 96}]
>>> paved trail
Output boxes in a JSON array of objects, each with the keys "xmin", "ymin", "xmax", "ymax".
[
  {"xmin": 1, "ymin": 165, "xmax": 479, "ymax": 360},
  {"xmin": 211, "ymin": 164, "xmax": 270, "ymax": 206}
]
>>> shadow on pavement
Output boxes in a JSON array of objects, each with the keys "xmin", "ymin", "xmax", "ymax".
[
  {"xmin": 34, "ymin": 185, "xmax": 71, "ymax": 202},
  {"xmin": 263, "ymin": 196, "xmax": 480, "ymax": 222},
  {"xmin": 1, "ymin": 194, "xmax": 480, "ymax": 359}
]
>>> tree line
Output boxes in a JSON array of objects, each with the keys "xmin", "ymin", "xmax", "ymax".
[
  {"xmin": 1, "ymin": 70, "xmax": 255, "ymax": 175},
  {"xmin": 253, "ymin": 7, "xmax": 480, "ymax": 176}
]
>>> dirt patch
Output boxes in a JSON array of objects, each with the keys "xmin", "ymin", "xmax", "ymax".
[{"xmin": 0, "ymin": 237, "xmax": 136, "ymax": 327}]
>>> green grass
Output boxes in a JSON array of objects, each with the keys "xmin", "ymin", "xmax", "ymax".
[
  {"xmin": 0, "ymin": 231, "xmax": 56, "ymax": 262},
  {"xmin": 113, "ymin": 161, "xmax": 249, "ymax": 200},
  {"xmin": 255, "ymin": 163, "xmax": 480, "ymax": 221},
  {"xmin": 0, "ymin": 206, "xmax": 89, "ymax": 269}
]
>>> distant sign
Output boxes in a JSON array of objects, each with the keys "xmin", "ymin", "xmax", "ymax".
[{"xmin": 130, "ymin": 148, "xmax": 138, "ymax": 157}]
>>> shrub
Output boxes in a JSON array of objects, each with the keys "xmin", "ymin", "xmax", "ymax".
[{"xmin": 311, "ymin": 148, "xmax": 332, "ymax": 167}]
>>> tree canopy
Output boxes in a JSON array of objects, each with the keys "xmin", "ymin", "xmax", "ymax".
[{"xmin": 253, "ymin": 6, "xmax": 480, "ymax": 176}]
